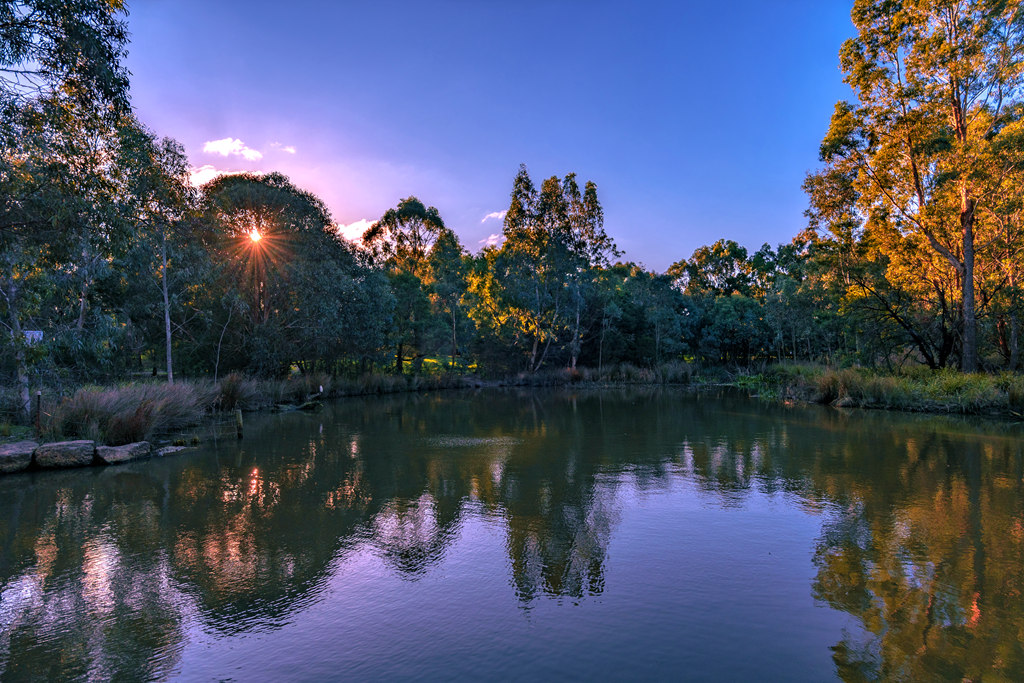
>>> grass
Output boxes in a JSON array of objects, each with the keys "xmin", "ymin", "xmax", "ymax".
[
  {"xmin": 41, "ymin": 382, "xmax": 218, "ymax": 445},
  {"xmin": 748, "ymin": 363, "xmax": 1024, "ymax": 417}
]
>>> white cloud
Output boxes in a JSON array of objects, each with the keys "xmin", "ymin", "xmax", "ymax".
[
  {"xmin": 336, "ymin": 218, "xmax": 375, "ymax": 243},
  {"xmin": 481, "ymin": 210, "xmax": 507, "ymax": 224},
  {"xmin": 270, "ymin": 142, "xmax": 297, "ymax": 154},
  {"xmin": 479, "ymin": 233, "xmax": 503, "ymax": 248},
  {"xmin": 203, "ymin": 137, "xmax": 263, "ymax": 161},
  {"xmin": 189, "ymin": 165, "xmax": 230, "ymax": 187}
]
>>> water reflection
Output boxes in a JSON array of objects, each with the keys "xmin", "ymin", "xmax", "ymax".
[{"xmin": 0, "ymin": 388, "xmax": 1022, "ymax": 680}]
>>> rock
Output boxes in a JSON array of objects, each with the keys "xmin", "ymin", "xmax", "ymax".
[
  {"xmin": 0, "ymin": 440, "xmax": 38, "ymax": 474},
  {"xmin": 96, "ymin": 441, "xmax": 152, "ymax": 465},
  {"xmin": 834, "ymin": 396, "xmax": 855, "ymax": 408},
  {"xmin": 155, "ymin": 445, "xmax": 187, "ymax": 458},
  {"xmin": 34, "ymin": 440, "xmax": 96, "ymax": 469}
]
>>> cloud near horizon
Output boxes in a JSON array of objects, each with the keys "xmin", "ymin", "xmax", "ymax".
[
  {"xmin": 479, "ymin": 233, "xmax": 503, "ymax": 248},
  {"xmin": 203, "ymin": 137, "xmax": 263, "ymax": 161},
  {"xmin": 481, "ymin": 210, "xmax": 507, "ymax": 224},
  {"xmin": 336, "ymin": 218, "xmax": 374, "ymax": 243},
  {"xmin": 189, "ymin": 164, "xmax": 237, "ymax": 187}
]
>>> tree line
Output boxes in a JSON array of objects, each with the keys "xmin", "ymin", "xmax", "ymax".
[{"xmin": 2, "ymin": 0, "xmax": 1023, "ymax": 420}]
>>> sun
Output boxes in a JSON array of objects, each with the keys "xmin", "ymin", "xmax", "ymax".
[{"xmin": 249, "ymin": 228, "xmax": 262, "ymax": 243}]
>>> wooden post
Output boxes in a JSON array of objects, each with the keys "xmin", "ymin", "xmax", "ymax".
[
  {"xmin": 234, "ymin": 408, "xmax": 243, "ymax": 439},
  {"xmin": 34, "ymin": 391, "xmax": 41, "ymax": 434}
]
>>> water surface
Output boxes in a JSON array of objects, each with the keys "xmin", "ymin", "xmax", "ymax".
[{"xmin": 2, "ymin": 388, "xmax": 1023, "ymax": 681}]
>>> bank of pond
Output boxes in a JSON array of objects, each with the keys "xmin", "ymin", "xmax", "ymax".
[{"xmin": 2, "ymin": 363, "xmax": 1021, "ymax": 456}]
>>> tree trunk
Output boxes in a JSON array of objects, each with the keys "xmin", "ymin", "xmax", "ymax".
[
  {"xmin": 396, "ymin": 341, "xmax": 404, "ymax": 374},
  {"xmin": 1010, "ymin": 313, "xmax": 1020, "ymax": 371},
  {"xmin": 214, "ymin": 304, "xmax": 234, "ymax": 382},
  {"xmin": 161, "ymin": 234, "xmax": 174, "ymax": 384},
  {"xmin": 450, "ymin": 310, "xmax": 457, "ymax": 371},
  {"xmin": 570, "ymin": 306, "xmax": 581, "ymax": 370},
  {"xmin": 961, "ymin": 196, "xmax": 977, "ymax": 372},
  {"xmin": 75, "ymin": 249, "xmax": 91, "ymax": 331},
  {"xmin": 76, "ymin": 283, "xmax": 88, "ymax": 331},
  {"xmin": 1, "ymin": 274, "xmax": 31, "ymax": 422}
]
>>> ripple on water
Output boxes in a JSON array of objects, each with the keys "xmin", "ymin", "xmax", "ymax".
[{"xmin": 422, "ymin": 436, "xmax": 523, "ymax": 448}]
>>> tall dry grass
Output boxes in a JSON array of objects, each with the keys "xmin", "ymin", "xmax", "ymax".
[
  {"xmin": 758, "ymin": 364, "xmax": 1024, "ymax": 416},
  {"xmin": 42, "ymin": 382, "xmax": 218, "ymax": 445}
]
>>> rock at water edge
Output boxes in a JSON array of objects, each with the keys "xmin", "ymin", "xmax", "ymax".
[
  {"xmin": 0, "ymin": 441, "xmax": 38, "ymax": 474},
  {"xmin": 34, "ymin": 440, "xmax": 96, "ymax": 469},
  {"xmin": 96, "ymin": 441, "xmax": 152, "ymax": 465}
]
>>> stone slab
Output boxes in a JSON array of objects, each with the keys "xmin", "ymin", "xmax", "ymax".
[
  {"xmin": 0, "ymin": 440, "xmax": 38, "ymax": 474},
  {"xmin": 96, "ymin": 441, "xmax": 152, "ymax": 465},
  {"xmin": 34, "ymin": 440, "xmax": 96, "ymax": 469}
]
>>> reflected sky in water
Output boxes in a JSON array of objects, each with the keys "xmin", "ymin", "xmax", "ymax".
[{"xmin": 1, "ymin": 388, "xmax": 1022, "ymax": 681}]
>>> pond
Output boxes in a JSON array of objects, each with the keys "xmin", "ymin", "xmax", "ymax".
[{"xmin": 1, "ymin": 388, "xmax": 1023, "ymax": 681}]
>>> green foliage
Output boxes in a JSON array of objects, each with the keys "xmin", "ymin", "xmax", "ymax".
[
  {"xmin": 0, "ymin": 0, "xmax": 130, "ymax": 111},
  {"xmin": 3, "ymin": 1, "xmax": 1022, "ymax": 419},
  {"xmin": 468, "ymin": 165, "xmax": 617, "ymax": 373},
  {"xmin": 362, "ymin": 196, "xmax": 446, "ymax": 275}
]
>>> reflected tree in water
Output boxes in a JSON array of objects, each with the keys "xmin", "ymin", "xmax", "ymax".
[{"xmin": 3, "ymin": 390, "xmax": 1024, "ymax": 680}]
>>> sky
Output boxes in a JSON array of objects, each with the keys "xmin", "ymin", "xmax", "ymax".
[{"xmin": 124, "ymin": 0, "xmax": 855, "ymax": 272}]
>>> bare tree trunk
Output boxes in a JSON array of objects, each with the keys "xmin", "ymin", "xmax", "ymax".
[
  {"xmin": 161, "ymin": 234, "xmax": 174, "ymax": 384},
  {"xmin": 1010, "ymin": 313, "xmax": 1020, "ymax": 371},
  {"xmin": 961, "ymin": 197, "xmax": 977, "ymax": 372},
  {"xmin": 76, "ymin": 285, "xmax": 88, "ymax": 331},
  {"xmin": 214, "ymin": 304, "xmax": 234, "ymax": 382}
]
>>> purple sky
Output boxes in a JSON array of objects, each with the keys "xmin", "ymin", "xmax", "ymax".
[{"xmin": 124, "ymin": 0, "xmax": 854, "ymax": 271}]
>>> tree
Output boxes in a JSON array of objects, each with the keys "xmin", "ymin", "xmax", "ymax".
[
  {"xmin": 0, "ymin": 0, "xmax": 130, "ymax": 110},
  {"xmin": 201, "ymin": 173, "xmax": 384, "ymax": 376},
  {"xmin": 362, "ymin": 196, "xmax": 446, "ymax": 277},
  {"xmin": 669, "ymin": 239, "xmax": 753, "ymax": 297},
  {"xmin": 469, "ymin": 166, "xmax": 615, "ymax": 372},
  {"xmin": 0, "ymin": 95, "xmax": 139, "ymax": 414},
  {"xmin": 424, "ymin": 229, "xmax": 470, "ymax": 370},
  {"xmin": 814, "ymin": 0, "xmax": 1024, "ymax": 371},
  {"xmin": 0, "ymin": 0, "xmax": 130, "ymax": 418},
  {"xmin": 363, "ymin": 197, "xmax": 447, "ymax": 373},
  {"xmin": 117, "ymin": 123, "xmax": 196, "ymax": 384}
]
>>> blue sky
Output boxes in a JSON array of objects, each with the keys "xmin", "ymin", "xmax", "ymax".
[{"xmin": 125, "ymin": 0, "xmax": 854, "ymax": 271}]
